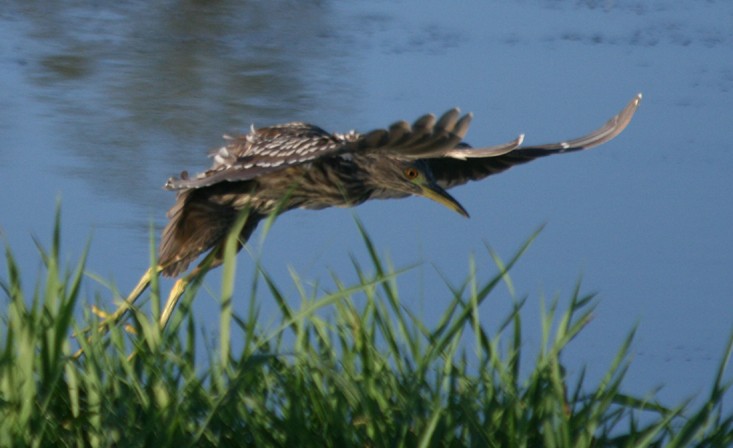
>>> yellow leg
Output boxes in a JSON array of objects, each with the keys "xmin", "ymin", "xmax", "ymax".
[
  {"xmin": 159, "ymin": 276, "xmax": 189, "ymax": 330},
  {"xmin": 102, "ymin": 265, "xmax": 161, "ymax": 327},
  {"xmin": 72, "ymin": 265, "xmax": 161, "ymax": 359},
  {"xmin": 73, "ymin": 246, "xmax": 223, "ymax": 359},
  {"xmin": 157, "ymin": 249, "xmax": 220, "ymax": 330}
]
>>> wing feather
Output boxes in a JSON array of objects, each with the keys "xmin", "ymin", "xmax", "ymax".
[
  {"xmin": 429, "ymin": 94, "xmax": 642, "ymax": 189},
  {"xmin": 165, "ymin": 123, "xmax": 347, "ymax": 190},
  {"xmin": 350, "ymin": 108, "xmax": 475, "ymax": 158}
]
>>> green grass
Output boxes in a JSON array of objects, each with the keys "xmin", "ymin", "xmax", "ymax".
[{"xmin": 1, "ymin": 210, "xmax": 732, "ymax": 447}]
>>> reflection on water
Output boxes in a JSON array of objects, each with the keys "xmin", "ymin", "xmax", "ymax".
[
  {"xmin": 1, "ymin": 0, "xmax": 732, "ymax": 408},
  {"xmin": 5, "ymin": 0, "xmax": 362, "ymax": 215}
]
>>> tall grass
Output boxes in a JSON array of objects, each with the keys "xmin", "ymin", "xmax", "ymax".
[{"xmin": 1, "ymin": 211, "xmax": 731, "ymax": 447}]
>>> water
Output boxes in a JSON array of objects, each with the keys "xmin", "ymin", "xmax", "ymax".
[{"xmin": 1, "ymin": 0, "xmax": 731, "ymax": 407}]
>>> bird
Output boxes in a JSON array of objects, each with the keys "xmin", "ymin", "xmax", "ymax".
[{"xmin": 102, "ymin": 93, "xmax": 642, "ymax": 332}]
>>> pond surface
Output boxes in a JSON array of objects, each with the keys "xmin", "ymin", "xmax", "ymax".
[{"xmin": 1, "ymin": 0, "xmax": 732, "ymax": 406}]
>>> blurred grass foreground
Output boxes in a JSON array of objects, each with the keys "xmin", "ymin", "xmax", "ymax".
[{"xmin": 1, "ymin": 209, "xmax": 732, "ymax": 447}]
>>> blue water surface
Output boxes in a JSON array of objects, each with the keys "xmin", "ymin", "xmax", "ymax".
[{"xmin": 1, "ymin": 0, "xmax": 731, "ymax": 407}]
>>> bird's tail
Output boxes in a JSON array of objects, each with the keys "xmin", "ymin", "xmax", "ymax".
[{"xmin": 158, "ymin": 189, "xmax": 254, "ymax": 277}]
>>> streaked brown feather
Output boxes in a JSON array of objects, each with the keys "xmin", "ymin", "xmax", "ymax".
[
  {"xmin": 159, "ymin": 184, "xmax": 262, "ymax": 277},
  {"xmin": 158, "ymin": 94, "xmax": 641, "ymax": 276}
]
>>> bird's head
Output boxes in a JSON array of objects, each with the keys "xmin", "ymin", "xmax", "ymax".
[{"xmin": 371, "ymin": 159, "xmax": 469, "ymax": 217}]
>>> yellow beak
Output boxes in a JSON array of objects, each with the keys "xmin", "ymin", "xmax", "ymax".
[{"xmin": 421, "ymin": 184, "xmax": 469, "ymax": 218}]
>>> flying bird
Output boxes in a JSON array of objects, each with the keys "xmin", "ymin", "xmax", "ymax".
[{"xmin": 102, "ymin": 93, "xmax": 642, "ymax": 331}]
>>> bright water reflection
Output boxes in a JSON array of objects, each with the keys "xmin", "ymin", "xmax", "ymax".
[{"xmin": 1, "ymin": 0, "xmax": 732, "ymax": 407}]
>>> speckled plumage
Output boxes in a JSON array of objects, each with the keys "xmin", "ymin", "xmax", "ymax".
[{"xmin": 158, "ymin": 94, "xmax": 641, "ymax": 277}]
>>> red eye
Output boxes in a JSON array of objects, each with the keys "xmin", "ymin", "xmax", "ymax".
[{"xmin": 404, "ymin": 167, "xmax": 419, "ymax": 180}]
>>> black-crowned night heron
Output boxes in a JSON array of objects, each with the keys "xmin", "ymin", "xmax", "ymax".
[{"xmin": 104, "ymin": 94, "xmax": 641, "ymax": 331}]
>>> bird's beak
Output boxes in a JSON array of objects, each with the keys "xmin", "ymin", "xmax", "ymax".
[{"xmin": 420, "ymin": 183, "xmax": 469, "ymax": 218}]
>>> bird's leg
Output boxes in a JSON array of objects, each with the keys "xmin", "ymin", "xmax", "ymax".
[
  {"xmin": 158, "ymin": 250, "xmax": 219, "ymax": 330},
  {"xmin": 102, "ymin": 265, "xmax": 161, "ymax": 326},
  {"xmin": 74, "ymin": 265, "xmax": 159, "ymax": 336},
  {"xmin": 159, "ymin": 276, "xmax": 189, "ymax": 330},
  {"xmin": 71, "ymin": 265, "xmax": 162, "ymax": 359},
  {"xmin": 159, "ymin": 210, "xmax": 256, "ymax": 330}
]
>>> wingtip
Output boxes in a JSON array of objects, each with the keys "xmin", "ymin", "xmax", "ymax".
[
  {"xmin": 632, "ymin": 92, "xmax": 643, "ymax": 108},
  {"xmin": 619, "ymin": 93, "xmax": 642, "ymax": 126}
]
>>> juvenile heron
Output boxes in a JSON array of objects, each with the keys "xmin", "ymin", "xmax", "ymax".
[{"xmin": 108, "ymin": 94, "xmax": 641, "ymax": 331}]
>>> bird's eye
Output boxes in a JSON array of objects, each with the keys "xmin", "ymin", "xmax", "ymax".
[{"xmin": 403, "ymin": 167, "xmax": 420, "ymax": 180}]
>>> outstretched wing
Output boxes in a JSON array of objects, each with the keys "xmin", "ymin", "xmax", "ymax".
[
  {"xmin": 427, "ymin": 93, "xmax": 642, "ymax": 189},
  {"xmin": 346, "ymin": 108, "xmax": 524, "ymax": 160},
  {"xmin": 165, "ymin": 123, "xmax": 350, "ymax": 190},
  {"xmin": 164, "ymin": 93, "xmax": 640, "ymax": 191}
]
